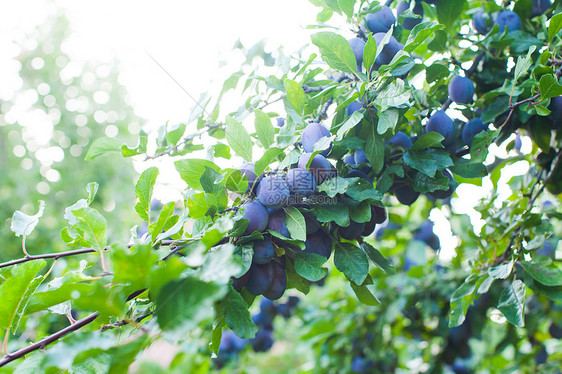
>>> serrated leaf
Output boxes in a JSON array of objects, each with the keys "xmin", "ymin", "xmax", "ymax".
[
  {"xmin": 311, "ymin": 31, "xmax": 357, "ymax": 75},
  {"xmin": 449, "ymin": 279, "xmax": 476, "ymax": 327},
  {"xmin": 410, "ymin": 132, "xmax": 445, "ymax": 151},
  {"xmin": 284, "ymin": 206, "xmax": 307, "ymax": 241},
  {"xmin": 0, "ymin": 261, "xmax": 46, "ymax": 331},
  {"xmin": 284, "ymin": 79, "xmax": 307, "ymax": 116},
  {"xmin": 175, "ymin": 159, "xmax": 221, "ymax": 191},
  {"xmin": 549, "ymin": 13, "xmax": 562, "ymax": 42},
  {"xmin": 404, "ymin": 21, "xmax": 445, "ymax": 53},
  {"xmin": 110, "ymin": 244, "xmax": 158, "ymax": 289},
  {"xmin": 403, "ymin": 149, "xmax": 453, "ymax": 178},
  {"xmin": 223, "ymin": 287, "xmax": 258, "ymax": 339},
  {"xmin": 334, "ymin": 242, "xmax": 369, "ymax": 285},
  {"xmin": 313, "ymin": 203, "xmax": 350, "ymax": 227},
  {"xmin": 155, "ymin": 277, "xmax": 226, "ymax": 331},
  {"xmin": 134, "ymin": 166, "xmax": 159, "ymax": 222},
  {"xmin": 412, "ymin": 172, "xmax": 449, "ymax": 193},
  {"xmin": 166, "ymin": 123, "xmax": 186, "ymax": 145},
  {"xmin": 254, "ymin": 109, "xmax": 275, "ymax": 148},
  {"xmin": 71, "ymin": 207, "xmax": 107, "ymax": 252},
  {"xmin": 514, "ymin": 46, "xmax": 536, "ymax": 81},
  {"xmin": 336, "ymin": 111, "xmax": 364, "ymax": 140},
  {"xmin": 520, "ymin": 257, "xmax": 562, "ymax": 286},
  {"xmin": 470, "ymin": 129, "xmax": 500, "ymax": 163},
  {"xmin": 225, "ymin": 116, "xmax": 253, "ymax": 162},
  {"xmin": 377, "ymin": 108, "xmax": 399, "ymax": 134},
  {"xmin": 498, "ymin": 279, "xmax": 526, "ymax": 327},
  {"xmin": 85, "ymin": 137, "xmax": 121, "ymax": 160},
  {"xmin": 361, "ymin": 242, "xmax": 395, "ymax": 274},
  {"xmin": 539, "ymin": 74, "xmax": 562, "ymax": 101},
  {"xmin": 294, "ymin": 252, "xmax": 328, "ymax": 281},
  {"xmin": 86, "ymin": 183, "xmax": 98, "ymax": 205},
  {"xmin": 11, "ymin": 200, "xmax": 46, "ymax": 237},
  {"xmin": 488, "ymin": 261, "xmax": 514, "ymax": 280}
]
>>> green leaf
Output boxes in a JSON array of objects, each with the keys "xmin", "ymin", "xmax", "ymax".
[
  {"xmin": 71, "ymin": 207, "xmax": 107, "ymax": 252},
  {"xmin": 410, "ymin": 132, "xmax": 445, "ymax": 151},
  {"xmin": 85, "ymin": 137, "xmax": 121, "ymax": 160},
  {"xmin": 336, "ymin": 111, "xmax": 364, "ymax": 141},
  {"xmin": 311, "ymin": 31, "xmax": 357, "ymax": 75},
  {"xmin": 0, "ymin": 261, "xmax": 46, "ymax": 331},
  {"xmin": 470, "ymin": 129, "xmax": 500, "ymax": 163},
  {"xmin": 436, "ymin": 0, "xmax": 467, "ymax": 34},
  {"xmin": 110, "ymin": 244, "xmax": 158, "ymax": 289},
  {"xmin": 317, "ymin": 176, "xmax": 356, "ymax": 197},
  {"xmin": 313, "ymin": 203, "xmax": 350, "ymax": 227},
  {"xmin": 412, "ymin": 171, "xmax": 449, "ymax": 193},
  {"xmin": 166, "ymin": 123, "xmax": 186, "ymax": 145},
  {"xmin": 294, "ymin": 252, "xmax": 328, "ymax": 281},
  {"xmin": 11, "ymin": 200, "xmax": 45, "ymax": 237},
  {"xmin": 365, "ymin": 123, "xmax": 384, "ymax": 174},
  {"xmin": 254, "ymin": 109, "xmax": 275, "ymax": 148},
  {"xmin": 425, "ymin": 63, "xmax": 450, "ymax": 83},
  {"xmin": 377, "ymin": 108, "xmax": 399, "ymax": 135},
  {"xmin": 549, "ymin": 12, "xmax": 562, "ymax": 42},
  {"xmin": 449, "ymin": 279, "xmax": 476, "ymax": 327},
  {"xmin": 404, "ymin": 21, "xmax": 445, "ymax": 53},
  {"xmin": 514, "ymin": 46, "xmax": 536, "ymax": 81},
  {"xmin": 222, "ymin": 287, "xmax": 258, "ymax": 339},
  {"xmin": 361, "ymin": 242, "xmax": 395, "ymax": 274},
  {"xmin": 150, "ymin": 202, "xmax": 175, "ymax": 243},
  {"xmin": 350, "ymin": 276, "xmax": 380, "ymax": 306},
  {"xmin": 285, "ymin": 257, "xmax": 310, "ymax": 295},
  {"xmin": 284, "ymin": 207, "xmax": 307, "ymax": 241},
  {"xmin": 373, "ymin": 80, "xmax": 411, "ymax": 107},
  {"xmin": 337, "ymin": 0, "xmax": 354, "ymax": 18},
  {"xmin": 155, "ymin": 277, "xmax": 226, "ymax": 331},
  {"xmin": 498, "ymin": 279, "xmax": 526, "ymax": 327},
  {"xmin": 403, "ymin": 148, "xmax": 453, "ymax": 178},
  {"xmin": 86, "ymin": 183, "xmax": 98, "ymax": 205},
  {"xmin": 284, "ymin": 79, "xmax": 307, "ymax": 116},
  {"xmin": 333, "ymin": 242, "xmax": 369, "ymax": 285},
  {"xmin": 175, "ymin": 159, "xmax": 221, "ymax": 191},
  {"xmin": 197, "ymin": 244, "xmax": 242, "ymax": 284},
  {"xmin": 134, "ymin": 166, "xmax": 159, "ymax": 222},
  {"xmin": 520, "ymin": 257, "xmax": 562, "ymax": 286},
  {"xmin": 488, "ymin": 261, "xmax": 514, "ymax": 280},
  {"xmin": 255, "ymin": 147, "xmax": 283, "ymax": 176},
  {"xmin": 346, "ymin": 180, "xmax": 383, "ymax": 202},
  {"xmin": 539, "ymin": 74, "xmax": 562, "ymax": 101},
  {"xmin": 363, "ymin": 33, "xmax": 377, "ymax": 72},
  {"xmin": 187, "ymin": 192, "xmax": 218, "ymax": 219},
  {"xmin": 225, "ymin": 116, "xmax": 253, "ymax": 162}
]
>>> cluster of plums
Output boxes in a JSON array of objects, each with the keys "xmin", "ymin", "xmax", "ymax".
[
  {"xmin": 472, "ymin": 0, "xmax": 552, "ymax": 35},
  {"xmin": 214, "ymin": 297, "xmax": 299, "ymax": 367}
]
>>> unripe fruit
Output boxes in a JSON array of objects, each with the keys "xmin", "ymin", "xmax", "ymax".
[
  {"xmin": 241, "ymin": 200, "xmax": 269, "ymax": 235},
  {"xmin": 426, "ymin": 110, "xmax": 454, "ymax": 144},
  {"xmin": 301, "ymin": 122, "xmax": 332, "ymax": 156},
  {"xmin": 365, "ymin": 5, "xmax": 396, "ymax": 34},
  {"xmin": 448, "ymin": 75, "xmax": 474, "ymax": 104}
]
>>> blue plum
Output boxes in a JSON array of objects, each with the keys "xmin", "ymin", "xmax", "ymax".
[
  {"xmin": 286, "ymin": 168, "xmax": 316, "ymax": 196},
  {"xmin": 495, "ymin": 10, "xmax": 521, "ymax": 32},
  {"xmin": 246, "ymin": 262, "xmax": 274, "ymax": 296},
  {"xmin": 220, "ymin": 330, "xmax": 247, "ymax": 353},
  {"xmin": 348, "ymin": 38, "xmax": 366, "ymax": 71},
  {"xmin": 448, "ymin": 75, "xmax": 474, "ymax": 104},
  {"xmin": 550, "ymin": 96, "xmax": 562, "ymax": 128},
  {"xmin": 339, "ymin": 220, "xmax": 365, "ymax": 240},
  {"xmin": 344, "ymin": 153, "xmax": 356, "ymax": 166},
  {"xmin": 375, "ymin": 222, "xmax": 401, "ymax": 239},
  {"xmin": 267, "ymin": 209, "xmax": 290, "ymax": 238},
  {"xmin": 388, "ymin": 131, "xmax": 413, "ymax": 149},
  {"xmin": 301, "ymin": 122, "xmax": 332, "ymax": 156},
  {"xmin": 414, "ymin": 221, "xmax": 440, "ymax": 250},
  {"xmin": 536, "ymin": 241, "xmax": 556, "ymax": 258},
  {"xmin": 426, "ymin": 110, "xmax": 454, "ymax": 144},
  {"xmin": 549, "ymin": 323, "xmax": 562, "ymax": 339},
  {"xmin": 263, "ymin": 260, "xmax": 287, "ymax": 300},
  {"xmin": 354, "ymin": 148, "xmax": 368, "ymax": 164},
  {"xmin": 304, "ymin": 232, "xmax": 333, "ymax": 259},
  {"xmin": 372, "ymin": 205, "xmax": 387, "ymax": 224},
  {"xmin": 365, "ymin": 5, "xmax": 396, "ymax": 34},
  {"xmin": 372, "ymin": 33, "xmax": 404, "ymax": 70},
  {"xmin": 346, "ymin": 101, "xmax": 363, "ymax": 117},
  {"xmin": 257, "ymin": 175, "xmax": 291, "ymax": 209},
  {"xmin": 397, "ymin": 1, "xmax": 423, "ymax": 30},
  {"xmin": 348, "ymin": 169, "xmax": 373, "ymax": 183},
  {"xmin": 472, "ymin": 10, "xmax": 491, "ymax": 35},
  {"xmin": 241, "ymin": 200, "xmax": 269, "ymax": 235},
  {"xmin": 252, "ymin": 312, "xmax": 273, "ymax": 331},
  {"xmin": 394, "ymin": 183, "xmax": 420, "ymax": 205},
  {"xmin": 298, "ymin": 153, "xmax": 336, "ymax": 185},
  {"xmin": 239, "ymin": 162, "xmax": 258, "ymax": 194},
  {"xmin": 531, "ymin": 0, "xmax": 552, "ymax": 17},
  {"xmin": 304, "ymin": 212, "xmax": 322, "ymax": 234},
  {"xmin": 461, "ymin": 118, "xmax": 488, "ymax": 146},
  {"xmin": 252, "ymin": 236, "xmax": 276, "ymax": 264},
  {"xmin": 276, "ymin": 117, "xmax": 285, "ymax": 127},
  {"xmin": 232, "ymin": 271, "xmax": 249, "ymax": 291},
  {"xmin": 251, "ymin": 330, "xmax": 274, "ymax": 352}
]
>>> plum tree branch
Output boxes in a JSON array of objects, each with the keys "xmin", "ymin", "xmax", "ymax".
[
  {"xmin": 0, "ymin": 312, "xmax": 99, "ymax": 367},
  {"xmin": 0, "ymin": 240, "xmax": 177, "ymax": 269}
]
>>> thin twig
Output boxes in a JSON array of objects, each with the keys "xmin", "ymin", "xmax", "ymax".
[{"xmin": 0, "ymin": 312, "xmax": 99, "ymax": 367}]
